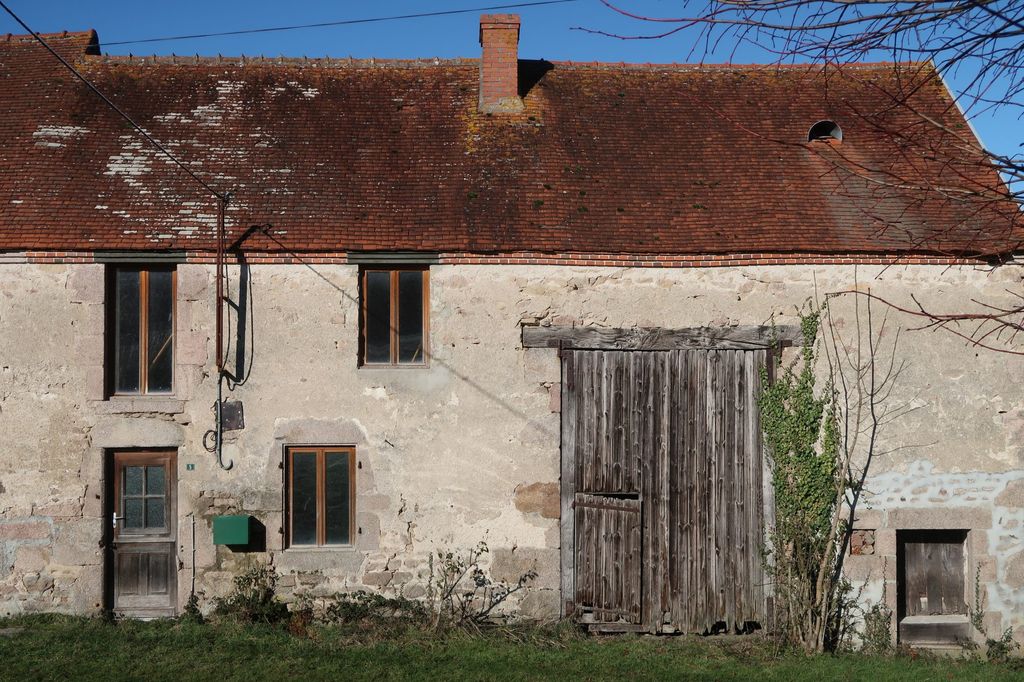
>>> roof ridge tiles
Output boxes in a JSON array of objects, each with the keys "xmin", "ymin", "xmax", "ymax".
[
  {"xmin": 89, "ymin": 53, "xmax": 478, "ymax": 68},
  {"xmin": 546, "ymin": 59, "xmax": 931, "ymax": 71},
  {"xmin": 76, "ymin": 54, "xmax": 929, "ymax": 75}
]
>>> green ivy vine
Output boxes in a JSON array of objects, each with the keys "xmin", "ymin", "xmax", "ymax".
[{"xmin": 759, "ymin": 306, "xmax": 845, "ymax": 651}]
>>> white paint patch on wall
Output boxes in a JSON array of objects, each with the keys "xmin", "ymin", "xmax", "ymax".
[{"xmin": 864, "ymin": 460, "xmax": 1024, "ymax": 622}]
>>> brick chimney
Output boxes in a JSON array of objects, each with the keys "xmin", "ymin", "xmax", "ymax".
[{"xmin": 479, "ymin": 14, "xmax": 523, "ymax": 113}]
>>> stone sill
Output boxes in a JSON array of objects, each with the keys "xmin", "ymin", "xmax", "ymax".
[
  {"xmin": 93, "ymin": 397, "xmax": 185, "ymax": 415},
  {"xmin": 901, "ymin": 615, "xmax": 970, "ymax": 625},
  {"xmin": 899, "ymin": 614, "xmax": 973, "ymax": 647},
  {"xmin": 274, "ymin": 547, "xmax": 364, "ymax": 572}
]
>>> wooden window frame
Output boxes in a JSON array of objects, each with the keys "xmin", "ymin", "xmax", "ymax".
[
  {"xmin": 359, "ymin": 266, "xmax": 429, "ymax": 367},
  {"xmin": 106, "ymin": 265, "xmax": 177, "ymax": 397},
  {"xmin": 284, "ymin": 445, "xmax": 357, "ymax": 549},
  {"xmin": 112, "ymin": 449, "xmax": 177, "ymax": 540}
]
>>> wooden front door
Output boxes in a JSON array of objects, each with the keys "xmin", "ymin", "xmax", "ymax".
[
  {"xmin": 111, "ymin": 450, "xmax": 177, "ymax": 618},
  {"xmin": 562, "ymin": 349, "xmax": 768, "ymax": 633}
]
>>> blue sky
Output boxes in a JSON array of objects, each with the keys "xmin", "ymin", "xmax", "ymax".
[{"xmin": 2, "ymin": 1, "xmax": 1019, "ymax": 161}]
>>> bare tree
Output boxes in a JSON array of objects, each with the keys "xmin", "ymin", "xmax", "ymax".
[
  {"xmin": 585, "ymin": 1, "xmax": 1024, "ymax": 353},
  {"xmin": 760, "ymin": 292, "xmax": 910, "ymax": 652}
]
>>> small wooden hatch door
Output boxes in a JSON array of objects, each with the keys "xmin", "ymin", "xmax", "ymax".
[
  {"xmin": 111, "ymin": 450, "xmax": 177, "ymax": 618},
  {"xmin": 574, "ymin": 492, "xmax": 642, "ymax": 624}
]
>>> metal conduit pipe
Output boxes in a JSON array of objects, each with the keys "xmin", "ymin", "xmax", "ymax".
[{"xmin": 215, "ymin": 194, "xmax": 233, "ymax": 470}]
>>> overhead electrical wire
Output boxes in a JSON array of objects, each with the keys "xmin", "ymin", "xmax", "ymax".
[
  {"xmin": 0, "ymin": 0, "xmax": 226, "ymax": 200},
  {"xmin": 101, "ymin": 0, "xmax": 581, "ymax": 47}
]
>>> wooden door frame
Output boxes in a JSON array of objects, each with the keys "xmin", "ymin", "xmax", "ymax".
[
  {"xmin": 559, "ymin": 348, "xmax": 577, "ymax": 618},
  {"xmin": 106, "ymin": 448, "xmax": 178, "ymax": 618}
]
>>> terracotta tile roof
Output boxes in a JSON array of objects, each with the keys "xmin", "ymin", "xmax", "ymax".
[{"xmin": 0, "ymin": 31, "xmax": 1020, "ymax": 256}]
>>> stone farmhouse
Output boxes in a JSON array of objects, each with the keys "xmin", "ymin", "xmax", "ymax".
[{"xmin": 1, "ymin": 14, "xmax": 1022, "ymax": 645}]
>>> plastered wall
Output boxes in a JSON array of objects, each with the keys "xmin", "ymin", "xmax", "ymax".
[{"xmin": 0, "ymin": 260, "xmax": 1021, "ymax": 632}]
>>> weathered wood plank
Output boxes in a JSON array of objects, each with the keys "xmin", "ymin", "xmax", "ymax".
[
  {"xmin": 522, "ymin": 324, "xmax": 802, "ymax": 351},
  {"xmin": 559, "ymin": 350, "xmax": 577, "ymax": 617},
  {"xmin": 585, "ymin": 622, "xmax": 648, "ymax": 633},
  {"xmin": 640, "ymin": 351, "xmax": 657, "ymax": 632}
]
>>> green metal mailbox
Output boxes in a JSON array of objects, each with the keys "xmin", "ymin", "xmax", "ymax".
[{"xmin": 213, "ymin": 515, "xmax": 250, "ymax": 545}]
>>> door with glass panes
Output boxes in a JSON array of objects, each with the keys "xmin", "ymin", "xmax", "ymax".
[{"xmin": 111, "ymin": 450, "xmax": 177, "ymax": 617}]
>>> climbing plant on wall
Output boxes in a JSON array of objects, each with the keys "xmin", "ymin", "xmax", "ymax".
[{"xmin": 761, "ymin": 296, "xmax": 905, "ymax": 653}]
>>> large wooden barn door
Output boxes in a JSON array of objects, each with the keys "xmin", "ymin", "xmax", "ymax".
[{"xmin": 562, "ymin": 349, "xmax": 767, "ymax": 633}]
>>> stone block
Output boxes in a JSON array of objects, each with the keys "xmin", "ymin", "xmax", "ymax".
[
  {"xmin": 33, "ymin": 499, "xmax": 82, "ymax": 519},
  {"xmin": 490, "ymin": 547, "xmax": 559, "ymax": 591},
  {"xmin": 356, "ymin": 513, "xmax": 380, "ymax": 551},
  {"xmin": 853, "ymin": 508, "xmax": 883, "ymax": 529},
  {"xmin": 843, "ymin": 555, "xmax": 882, "ymax": 582},
  {"xmin": 874, "ymin": 529, "xmax": 897, "ymax": 556},
  {"xmin": 513, "ymin": 482, "xmax": 559, "ymax": 520},
  {"xmin": 274, "ymin": 548, "xmax": 364, "ymax": 575},
  {"xmin": 983, "ymin": 612, "xmax": 1004, "ymax": 637},
  {"xmin": 91, "ymin": 417, "xmax": 184, "ymax": 448},
  {"xmin": 176, "ymin": 332, "xmax": 209, "ymax": 366},
  {"xmin": 548, "ymin": 383, "xmax": 560, "ymax": 413},
  {"xmin": 362, "ymin": 571, "xmax": 412, "ymax": 588},
  {"xmin": 78, "ymin": 304, "xmax": 106, "ymax": 335},
  {"xmin": 67, "ymin": 565, "xmax": 104, "ymax": 613},
  {"xmin": 884, "ymin": 581, "xmax": 898, "ymax": 612},
  {"xmin": 52, "ymin": 519, "xmax": 102, "ymax": 566},
  {"xmin": 0, "ymin": 521, "xmax": 50, "ymax": 540},
  {"xmin": 518, "ymin": 589, "xmax": 559, "ymax": 622},
  {"xmin": 969, "ymin": 529, "xmax": 990, "ymax": 556},
  {"xmin": 850, "ymin": 529, "xmax": 875, "ymax": 556},
  {"xmin": 995, "ymin": 480, "xmax": 1024, "ymax": 508},
  {"xmin": 296, "ymin": 572, "xmax": 324, "ymax": 586},
  {"xmin": 403, "ymin": 584, "xmax": 426, "ymax": 599},
  {"xmin": 1005, "ymin": 550, "xmax": 1024, "ymax": 588},
  {"xmin": 359, "ymin": 494, "xmax": 391, "ymax": 513},
  {"xmin": 14, "ymin": 547, "xmax": 50, "ymax": 573},
  {"xmin": 21, "ymin": 572, "xmax": 54, "ymax": 593},
  {"xmin": 272, "ymin": 419, "xmax": 368, "ymax": 448},
  {"xmin": 177, "ymin": 265, "xmax": 209, "ymax": 301},
  {"xmin": 66, "ymin": 265, "xmax": 104, "ymax": 304},
  {"xmin": 888, "ymin": 507, "xmax": 992, "ymax": 530},
  {"xmin": 523, "ymin": 348, "xmax": 559, "ymax": 380},
  {"xmin": 84, "ymin": 366, "xmax": 105, "ymax": 402},
  {"xmin": 94, "ymin": 397, "xmax": 184, "ymax": 415},
  {"xmin": 74, "ymin": 334, "xmax": 104, "ymax": 366},
  {"xmin": 174, "ymin": 301, "xmax": 193, "ymax": 334},
  {"xmin": 977, "ymin": 556, "xmax": 997, "ymax": 582}
]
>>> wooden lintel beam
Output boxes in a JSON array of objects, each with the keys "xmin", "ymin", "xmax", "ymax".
[{"xmin": 521, "ymin": 324, "xmax": 802, "ymax": 351}]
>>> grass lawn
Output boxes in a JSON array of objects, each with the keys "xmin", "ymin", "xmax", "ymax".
[{"xmin": 0, "ymin": 615, "xmax": 1021, "ymax": 681}]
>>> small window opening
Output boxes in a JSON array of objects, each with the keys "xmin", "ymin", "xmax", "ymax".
[
  {"xmin": 896, "ymin": 529, "xmax": 970, "ymax": 645},
  {"xmin": 808, "ymin": 120, "xmax": 842, "ymax": 143},
  {"xmin": 359, "ymin": 266, "xmax": 429, "ymax": 366},
  {"xmin": 285, "ymin": 446, "xmax": 356, "ymax": 548},
  {"xmin": 106, "ymin": 265, "xmax": 176, "ymax": 396}
]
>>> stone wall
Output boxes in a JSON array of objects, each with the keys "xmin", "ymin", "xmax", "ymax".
[{"xmin": 0, "ymin": 260, "xmax": 1021, "ymax": 634}]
